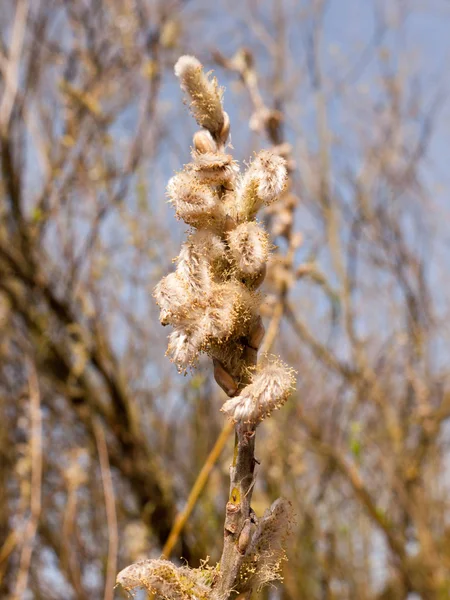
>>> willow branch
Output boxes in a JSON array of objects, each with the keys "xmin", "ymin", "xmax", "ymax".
[
  {"xmin": 13, "ymin": 362, "xmax": 42, "ymax": 600},
  {"xmin": 94, "ymin": 419, "xmax": 118, "ymax": 600}
]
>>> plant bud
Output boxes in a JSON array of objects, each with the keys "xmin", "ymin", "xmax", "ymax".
[
  {"xmin": 248, "ymin": 316, "xmax": 265, "ymax": 350},
  {"xmin": 219, "ymin": 110, "xmax": 230, "ymax": 143},
  {"xmin": 193, "ymin": 130, "xmax": 217, "ymax": 154},
  {"xmin": 242, "ymin": 345, "xmax": 257, "ymax": 367},
  {"xmin": 213, "ymin": 359, "xmax": 238, "ymax": 397},
  {"xmin": 244, "ymin": 263, "xmax": 267, "ymax": 290},
  {"xmin": 238, "ymin": 518, "xmax": 253, "ymax": 555}
]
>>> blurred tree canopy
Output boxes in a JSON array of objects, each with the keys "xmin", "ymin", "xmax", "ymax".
[{"xmin": 1, "ymin": 0, "xmax": 450, "ymax": 599}]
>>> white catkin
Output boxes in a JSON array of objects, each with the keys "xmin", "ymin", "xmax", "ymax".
[
  {"xmin": 167, "ymin": 172, "xmax": 224, "ymax": 229},
  {"xmin": 153, "ymin": 272, "xmax": 190, "ymax": 326},
  {"xmin": 197, "ymin": 285, "xmax": 238, "ymax": 342},
  {"xmin": 189, "ymin": 230, "xmax": 228, "ymax": 273},
  {"xmin": 174, "ymin": 55, "xmax": 224, "ymax": 136},
  {"xmin": 203, "ymin": 281, "xmax": 257, "ymax": 342},
  {"xmin": 252, "ymin": 150, "xmax": 287, "ymax": 203},
  {"xmin": 249, "ymin": 498, "xmax": 292, "ymax": 555},
  {"xmin": 176, "ymin": 239, "xmax": 214, "ymax": 296},
  {"xmin": 167, "ymin": 327, "xmax": 204, "ymax": 370},
  {"xmin": 239, "ymin": 498, "xmax": 293, "ymax": 592},
  {"xmin": 221, "ymin": 360, "xmax": 295, "ymax": 423},
  {"xmin": 116, "ymin": 559, "xmax": 212, "ymax": 599},
  {"xmin": 189, "ymin": 151, "xmax": 239, "ymax": 186},
  {"xmin": 227, "ymin": 221, "xmax": 269, "ymax": 277},
  {"xmin": 236, "ymin": 151, "xmax": 287, "ymax": 219}
]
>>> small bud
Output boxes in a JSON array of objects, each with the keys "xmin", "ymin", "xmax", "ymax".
[
  {"xmin": 242, "ymin": 345, "xmax": 258, "ymax": 367},
  {"xmin": 193, "ymin": 130, "xmax": 217, "ymax": 154},
  {"xmin": 223, "ymin": 213, "xmax": 237, "ymax": 232},
  {"xmin": 209, "ymin": 341, "xmax": 246, "ymax": 381},
  {"xmin": 219, "ymin": 110, "xmax": 230, "ymax": 143},
  {"xmin": 238, "ymin": 518, "xmax": 253, "ymax": 555},
  {"xmin": 213, "ymin": 359, "xmax": 238, "ymax": 397},
  {"xmin": 248, "ymin": 316, "xmax": 265, "ymax": 350}
]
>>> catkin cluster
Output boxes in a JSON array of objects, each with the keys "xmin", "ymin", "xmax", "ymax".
[
  {"xmin": 154, "ymin": 56, "xmax": 295, "ymax": 424},
  {"xmin": 116, "ymin": 499, "xmax": 292, "ymax": 599},
  {"xmin": 117, "ymin": 559, "xmax": 214, "ymax": 599}
]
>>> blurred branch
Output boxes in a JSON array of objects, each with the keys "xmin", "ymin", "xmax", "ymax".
[
  {"xmin": 285, "ymin": 302, "xmax": 354, "ymax": 379},
  {"xmin": 0, "ymin": 0, "xmax": 28, "ymax": 134},
  {"xmin": 298, "ymin": 408, "xmax": 406, "ymax": 556},
  {"xmin": 162, "ymin": 420, "xmax": 234, "ymax": 558},
  {"xmin": 213, "ymin": 48, "xmax": 283, "ymax": 145},
  {"xmin": 94, "ymin": 418, "xmax": 118, "ymax": 600},
  {"xmin": 12, "ymin": 361, "xmax": 42, "ymax": 600}
]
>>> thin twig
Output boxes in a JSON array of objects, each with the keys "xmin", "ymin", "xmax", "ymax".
[
  {"xmin": 94, "ymin": 418, "xmax": 118, "ymax": 600},
  {"xmin": 260, "ymin": 293, "xmax": 285, "ymax": 355},
  {"xmin": 162, "ymin": 420, "xmax": 234, "ymax": 558},
  {"xmin": 0, "ymin": 0, "xmax": 29, "ymax": 134},
  {"xmin": 13, "ymin": 361, "xmax": 42, "ymax": 600}
]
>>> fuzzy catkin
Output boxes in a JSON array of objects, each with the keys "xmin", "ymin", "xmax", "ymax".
[
  {"xmin": 153, "ymin": 272, "xmax": 190, "ymax": 326},
  {"xmin": 236, "ymin": 150, "xmax": 287, "ymax": 220},
  {"xmin": 176, "ymin": 239, "xmax": 214, "ymax": 296},
  {"xmin": 174, "ymin": 55, "xmax": 224, "ymax": 136},
  {"xmin": 221, "ymin": 360, "xmax": 295, "ymax": 423},
  {"xmin": 168, "ymin": 327, "xmax": 204, "ymax": 370},
  {"xmin": 203, "ymin": 281, "xmax": 256, "ymax": 341},
  {"xmin": 238, "ymin": 498, "xmax": 293, "ymax": 592},
  {"xmin": 185, "ymin": 229, "xmax": 229, "ymax": 278},
  {"xmin": 167, "ymin": 173, "xmax": 224, "ymax": 229},
  {"xmin": 116, "ymin": 559, "xmax": 213, "ymax": 600},
  {"xmin": 227, "ymin": 221, "xmax": 269, "ymax": 278},
  {"xmin": 154, "ymin": 55, "xmax": 295, "ymax": 418},
  {"xmin": 189, "ymin": 151, "xmax": 239, "ymax": 186}
]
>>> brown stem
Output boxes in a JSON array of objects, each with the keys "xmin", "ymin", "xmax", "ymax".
[
  {"xmin": 213, "ymin": 423, "xmax": 256, "ymax": 600},
  {"xmin": 213, "ymin": 328, "xmax": 261, "ymax": 599},
  {"xmin": 13, "ymin": 361, "xmax": 42, "ymax": 600}
]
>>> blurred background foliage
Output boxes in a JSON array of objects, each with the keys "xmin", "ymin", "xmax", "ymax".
[{"xmin": 1, "ymin": 0, "xmax": 450, "ymax": 598}]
